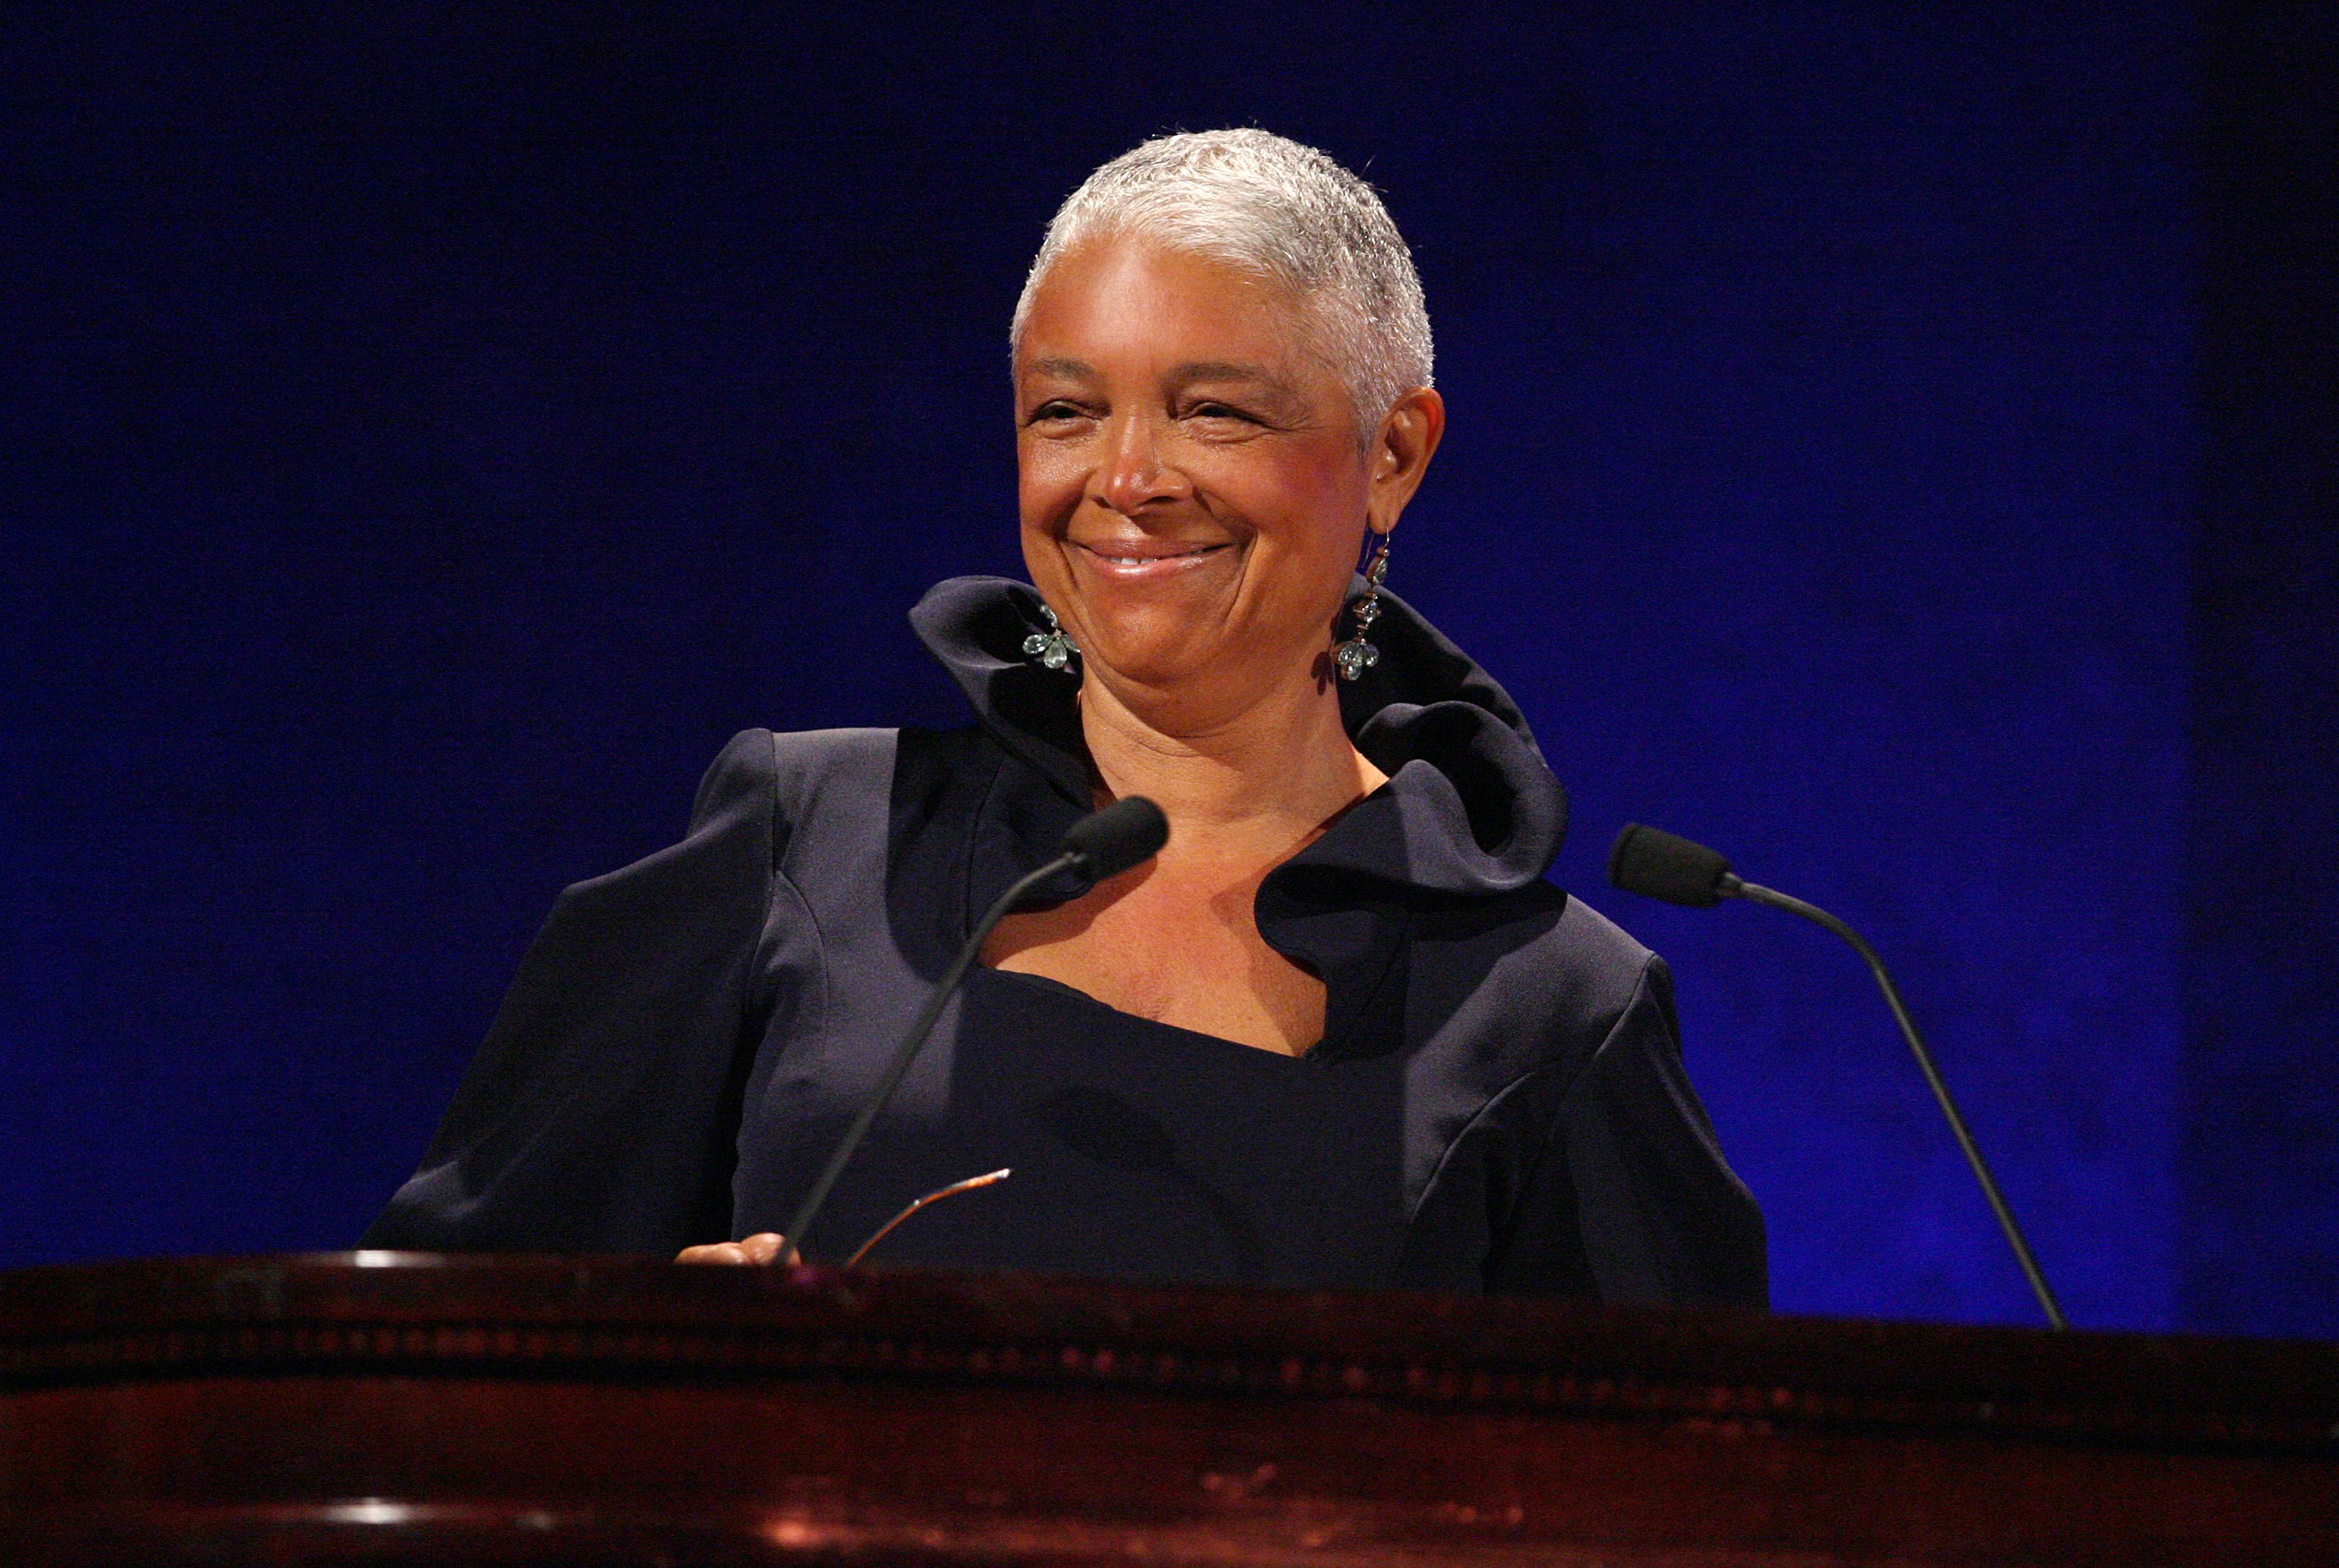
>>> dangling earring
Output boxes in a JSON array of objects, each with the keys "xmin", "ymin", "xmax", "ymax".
[
  {"xmin": 1023, "ymin": 601, "xmax": 1080, "ymax": 672},
  {"xmin": 1332, "ymin": 535, "xmax": 1390, "ymax": 681}
]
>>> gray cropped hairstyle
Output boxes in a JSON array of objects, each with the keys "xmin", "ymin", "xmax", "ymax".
[{"xmin": 1010, "ymin": 129, "xmax": 1435, "ymax": 430}]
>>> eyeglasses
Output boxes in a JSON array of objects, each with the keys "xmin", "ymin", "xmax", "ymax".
[{"xmin": 843, "ymin": 1167, "xmax": 1011, "ymax": 1267}]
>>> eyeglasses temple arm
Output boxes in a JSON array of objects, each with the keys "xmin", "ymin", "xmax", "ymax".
[{"xmin": 842, "ymin": 1168, "xmax": 1013, "ymax": 1269}]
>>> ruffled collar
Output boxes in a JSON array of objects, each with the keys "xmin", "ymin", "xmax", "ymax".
[{"xmin": 908, "ymin": 576, "xmax": 1567, "ymax": 899}]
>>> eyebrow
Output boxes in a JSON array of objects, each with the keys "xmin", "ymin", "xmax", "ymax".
[
  {"xmin": 1171, "ymin": 359, "xmax": 1288, "ymax": 389},
  {"xmin": 1020, "ymin": 357, "xmax": 1297, "ymax": 394}
]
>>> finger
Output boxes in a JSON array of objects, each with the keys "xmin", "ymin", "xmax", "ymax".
[
  {"xmin": 739, "ymin": 1232, "xmax": 788, "ymax": 1265},
  {"xmin": 675, "ymin": 1242, "xmax": 749, "ymax": 1265}
]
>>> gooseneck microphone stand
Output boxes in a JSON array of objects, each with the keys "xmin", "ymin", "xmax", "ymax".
[
  {"xmin": 1729, "ymin": 874, "xmax": 2068, "ymax": 1330},
  {"xmin": 782, "ymin": 796, "xmax": 1170, "ymax": 1261},
  {"xmin": 1609, "ymin": 823, "xmax": 2069, "ymax": 1331}
]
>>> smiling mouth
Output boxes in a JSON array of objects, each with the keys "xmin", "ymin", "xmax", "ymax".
[{"xmin": 1072, "ymin": 540, "xmax": 1233, "ymax": 573}]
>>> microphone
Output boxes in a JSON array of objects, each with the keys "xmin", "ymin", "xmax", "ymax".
[
  {"xmin": 1608, "ymin": 823, "xmax": 1735, "ymax": 907},
  {"xmin": 780, "ymin": 795, "xmax": 1170, "ymax": 1259},
  {"xmin": 1607, "ymin": 823, "xmax": 2070, "ymax": 1331},
  {"xmin": 1060, "ymin": 795, "xmax": 1173, "ymax": 881}
]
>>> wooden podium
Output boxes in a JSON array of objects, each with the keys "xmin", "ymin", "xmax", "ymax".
[{"xmin": 2, "ymin": 1256, "xmax": 2334, "ymax": 1564}]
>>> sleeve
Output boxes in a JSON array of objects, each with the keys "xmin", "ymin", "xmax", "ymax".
[
  {"xmin": 1486, "ymin": 956, "xmax": 1770, "ymax": 1308},
  {"xmin": 360, "ymin": 729, "xmax": 781, "ymax": 1255}
]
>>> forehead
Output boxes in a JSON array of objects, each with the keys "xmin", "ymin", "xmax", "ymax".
[{"xmin": 1016, "ymin": 236, "xmax": 1324, "ymax": 384}]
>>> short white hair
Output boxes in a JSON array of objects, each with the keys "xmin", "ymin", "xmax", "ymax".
[{"xmin": 1011, "ymin": 129, "xmax": 1434, "ymax": 430}]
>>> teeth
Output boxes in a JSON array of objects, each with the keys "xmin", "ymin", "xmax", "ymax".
[{"xmin": 1098, "ymin": 547, "xmax": 1210, "ymax": 565}]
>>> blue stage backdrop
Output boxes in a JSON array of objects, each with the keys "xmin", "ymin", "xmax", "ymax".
[{"xmin": 2, "ymin": 5, "xmax": 2330, "ymax": 1336}]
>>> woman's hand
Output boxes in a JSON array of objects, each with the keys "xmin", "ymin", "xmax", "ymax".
[{"xmin": 674, "ymin": 1232, "xmax": 796, "ymax": 1265}]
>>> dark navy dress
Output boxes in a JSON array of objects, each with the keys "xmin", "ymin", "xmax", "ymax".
[
  {"xmin": 365, "ymin": 576, "xmax": 1767, "ymax": 1305},
  {"xmin": 783, "ymin": 965, "xmax": 1412, "ymax": 1287}
]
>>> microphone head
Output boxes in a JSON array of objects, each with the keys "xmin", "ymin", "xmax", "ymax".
[
  {"xmin": 1608, "ymin": 823, "xmax": 1735, "ymax": 908},
  {"xmin": 1062, "ymin": 796, "xmax": 1170, "ymax": 881}
]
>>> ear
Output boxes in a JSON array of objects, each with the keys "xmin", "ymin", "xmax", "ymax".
[{"xmin": 1365, "ymin": 387, "xmax": 1446, "ymax": 536}]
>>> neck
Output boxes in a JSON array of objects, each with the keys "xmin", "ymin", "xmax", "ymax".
[{"xmin": 1075, "ymin": 660, "xmax": 1384, "ymax": 862}]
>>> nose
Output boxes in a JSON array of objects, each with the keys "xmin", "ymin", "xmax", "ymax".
[{"xmin": 1094, "ymin": 412, "xmax": 1189, "ymax": 516}]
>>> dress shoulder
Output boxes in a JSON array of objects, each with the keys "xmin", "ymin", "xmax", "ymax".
[
  {"xmin": 688, "ymin": 725, "xmax": 898, "ymax": 827},
  {"xmin": 364, "ymin": 729, "xmax": 809, "ymax": 1253},
  {"xmin": 1541, "ymin": 892, "xmax": 1664, "ymax": 1043},
  {"xmin": 711, "ymin": 727, "xmax": 904, "ymax": 897}
]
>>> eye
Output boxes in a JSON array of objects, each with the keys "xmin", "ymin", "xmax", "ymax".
[
  {"xmin": 1186, "ymin": 400, "xmax": 1259, "ymax": 424},
  {"xmin": 1024, "ymin": 398, "xmax": 1088, "ymax": 426}
]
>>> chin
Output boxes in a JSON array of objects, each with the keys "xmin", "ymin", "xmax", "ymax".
[{"xmin": 1078, "ymin": 616, "xmax": 1230, "ymax": 692}]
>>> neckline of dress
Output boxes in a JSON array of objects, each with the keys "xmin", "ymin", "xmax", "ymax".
[{"xmin": 969, "ymin": 964, "xmax": 1325, "ymax": 1067}]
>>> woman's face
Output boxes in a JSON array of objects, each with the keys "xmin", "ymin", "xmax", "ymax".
[{"xmin": 1014, "ymin": 236, "xmax": 1434, "ymax": 710}]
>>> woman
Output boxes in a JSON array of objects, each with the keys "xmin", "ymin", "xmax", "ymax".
[{"xmin": 365, "ymin": 131, "xmax": 1766, "ymax": 1306}]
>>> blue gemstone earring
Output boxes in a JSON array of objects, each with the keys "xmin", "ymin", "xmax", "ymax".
[
  {"xmin": 1022, "ymin": 602, "xmax": 1080, "ymax": 672},
  {"xmin": 1332, "ymin": 536, "xmax": 1389, "ymax": 681}
]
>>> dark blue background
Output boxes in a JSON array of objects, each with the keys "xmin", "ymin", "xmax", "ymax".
[{"xmin": 3, "ymin": 4, "xmax": 2331, "ymax": 1336}]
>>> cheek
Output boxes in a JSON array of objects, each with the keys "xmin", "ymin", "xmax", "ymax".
[
  {"xmin": 1205, "ymin": 451, "xmax": 1371, "ymax": 640},
  {"xmin": 1016, "ymin": 441, "xmax": 1085, "ymax": 529},
  {"xmin": 1223, "ymin": 446, "xmax": 1369, "ymax": 562}
]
